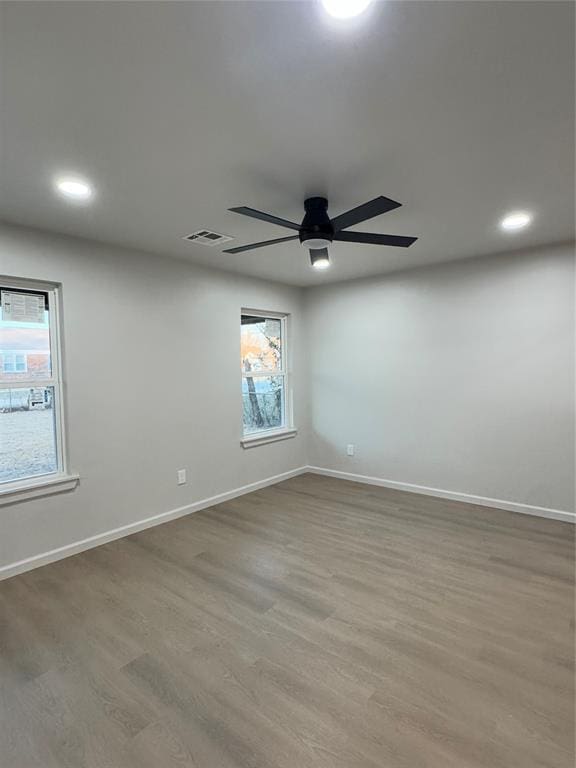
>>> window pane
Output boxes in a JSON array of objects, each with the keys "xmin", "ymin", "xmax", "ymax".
[
  {"xmin": 242, "ymin": 375, "xmax": 284, "ymax": 434},
  {"xmin": 241, "ymin": 315, "xmax": 282, "ymax": 373},
  {"xmin": 0, "ymin": 293, "xmax": 51, "ymax": 382},
  {"xmin": 0, "ymin": 386, "xmax": 58, "ymax": 483}
]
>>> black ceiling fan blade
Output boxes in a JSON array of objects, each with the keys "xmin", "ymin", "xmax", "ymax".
[
  {"xmin": 330, "ymin": 196, "xmax": 402, "ymax": 232},
  {"xmin": 223, "ymin": 235, "xmax": 299, "ymax": 254},
  {"xmin": 333, "ymin": 231, "xmax": 418, "ymax": 247},
  {"xmin": 229, "ymin": 206, "xmax": 300, "ymax": 231}
]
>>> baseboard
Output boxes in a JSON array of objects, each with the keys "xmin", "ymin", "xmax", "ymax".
[
  {"xmin": 3, "ymin": 463, "xmax": 572, "ymax": 581},
  {"xmin": 0, "ymin": 466, "xmax": 308, "ymax": 581},
  {"xmin": 306, "ymin": 466, "xmax": 575, "ymax": 524}
]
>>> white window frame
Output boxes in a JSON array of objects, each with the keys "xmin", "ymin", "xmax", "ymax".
[
  {"xmin": 240, "ymin": 309, "xmax": 297, "ymax": 448},
  {"xmin": 0, "ymin": 277, "xmax": 78, "ymax": 505}
]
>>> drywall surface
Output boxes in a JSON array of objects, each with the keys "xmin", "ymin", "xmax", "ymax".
[
  {"xmin": 1, "ymin": 225, "xmax": 573, "ymax": 572},
  {"xmin": 0, "ymin": 223, "xmax": 307, "ymax": 567},
  {"xmin": 305, "ymin": 244, "xmax": 575, "ymax": 512}
]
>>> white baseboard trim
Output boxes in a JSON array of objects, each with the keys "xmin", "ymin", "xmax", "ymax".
[
  {"xmin": 3, "ymin": 463, "xmax": 572, "ymax": 581},
  {"xmin": 0, "ymin": 466, "xmax": 308, "ymax": 581},
  {"xmin": 306, "ymin": 466, "xmax": 575, "ymax": 524}
]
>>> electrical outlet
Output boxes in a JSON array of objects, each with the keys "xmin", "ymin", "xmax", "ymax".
[
  {"xmin": 177, "ymin": 469, "xmax": 187, "ymax": 485},
  {"xmin": 347, "ymin": 444, "xmax": 355, "ymax": 457}
]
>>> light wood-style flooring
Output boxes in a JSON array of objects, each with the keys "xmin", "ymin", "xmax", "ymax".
[{"xmin": 1, "ymin": 473, "xmax": 574, "ymax": 767}]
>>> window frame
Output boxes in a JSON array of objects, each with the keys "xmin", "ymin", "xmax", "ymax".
[
  {"xmin": 240, "ymin": 309, "xmax": 296, "ymax": 447},
  {"xmin": 0, "ymin": 277, "xmax": 77, "ymax": 504}
]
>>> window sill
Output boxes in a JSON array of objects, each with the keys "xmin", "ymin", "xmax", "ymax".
[
  {"xmin": 0, "ymin": 473, "xmax": 80, "ymax": 506},
  {"xmin": 241, "ymin": 428, "xmax": 298, "ymax": 449}
]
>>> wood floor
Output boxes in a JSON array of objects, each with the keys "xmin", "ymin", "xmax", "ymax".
[{"xmin": 0, "ymin": 474, "xmax": 574, "ymax": 768}]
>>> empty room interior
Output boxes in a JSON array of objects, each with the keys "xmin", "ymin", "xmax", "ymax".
[{"xmin": 0, "ymin": 1, "xmax": 574, "ymax": 766}]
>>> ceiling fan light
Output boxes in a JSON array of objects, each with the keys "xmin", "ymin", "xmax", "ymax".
[
  {"xmin": 321, "ymin": 0, "xmax": 373, "ymax": 19},
  {"xmin": 310, "ymin": 251, "xmax": 331, "ymax": 269}
]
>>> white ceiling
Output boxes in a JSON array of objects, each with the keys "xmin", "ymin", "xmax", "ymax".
[{"xmin": 0, "ymin": 1, "xmax": 574, "ymax": 287}]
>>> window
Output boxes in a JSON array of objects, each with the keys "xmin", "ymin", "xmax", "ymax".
[
  {"xmin": 2, "ymin": 352, "xmax": 27, "ymax": 373},
  {"xmin": 241, "ymin": 311, "xmax": 293, "ymax": 443},
  {"xmin": 0, "ymin": 281, "xmax": 68, "ymax": 488}
]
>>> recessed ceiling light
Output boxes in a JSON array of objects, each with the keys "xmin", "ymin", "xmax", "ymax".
[
  {"xmin": 499, "ymin": 210, "xmax": 532, "ymax": 232},
  {"xmin": 321, "ymin": 0, "xmax": 373, "ymax": 19},
  {"xmin": 54, "ymin": 176, "xmax": 94, "ymax": 202},
  {"xmin": 310, "ymin": 250, "xmax": 331, "ymax": 269}
]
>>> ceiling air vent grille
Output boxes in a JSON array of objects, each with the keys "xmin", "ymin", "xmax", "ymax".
[{"xmin": 184, "ymin": 230, "xmax": 233, "ymax": 247}]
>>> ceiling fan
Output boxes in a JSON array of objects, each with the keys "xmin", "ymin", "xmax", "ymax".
[{"xmin": 223, "ymin": 195, "xmax": 417, "ymax": 269}]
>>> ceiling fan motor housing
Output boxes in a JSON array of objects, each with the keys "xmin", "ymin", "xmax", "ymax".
[{"xmin": 299, "ymin": 197, "xmax": 334, "ymax": 249}]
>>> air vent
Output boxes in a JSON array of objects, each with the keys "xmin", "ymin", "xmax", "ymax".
[{"xmin": 184, "ymin": 230, "xmax": 233, "ymax": 247}]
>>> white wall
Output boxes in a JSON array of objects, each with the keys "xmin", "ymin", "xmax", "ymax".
[
  {"xmin": 306, "ymin": 244, "xmax": 575, "ymax": 513},
  {"xmin": 1, "ymin": 226, "xmax": 573, "ymax": 573},
  {"xmin": 0, "ymin": 223, "xmax": 307, "ymax": 569}
]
